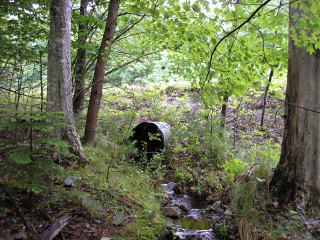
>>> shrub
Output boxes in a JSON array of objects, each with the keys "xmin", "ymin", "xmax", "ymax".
[
  {"xmin": 222, "ymin": 158, "xmax": 249, "ymax": 181},
  {"xmin": 0, "ymin": 107, "xmax": 68, "ymax": 194}
]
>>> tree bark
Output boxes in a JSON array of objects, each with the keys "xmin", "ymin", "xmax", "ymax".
[
  {"xmin": 270, "ymin": 3, "xmax": 320, "ymax": 209},
  {"xmin": 47, "ymin": 0, "xmax": 88, "ymax": 162},
  {"xmin": 73, "ymin": 0, "xmax": 90, "ymax": 117},
  {"xmin": 83, "ymin": 0, "xmax": 120, "ymax": 145},
  {"xmin": 14, "ymin": 65, "xmax": 23, "ymax": 111},
  {"xmin": 39, "ymin": 51, "xmax": 44, "ymax": 112},
  {"xmin": 260, "ymin": 68, "xmax": 273, "ymax": 128},
  {"xmin": 220, "ymin": 94, "xmax": 229, "ymax": 130}
]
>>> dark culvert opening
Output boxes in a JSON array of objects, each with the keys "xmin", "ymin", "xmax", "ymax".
[{"xmin": 131, "ymin": 122, "xmax": 170, "ymax": 160}]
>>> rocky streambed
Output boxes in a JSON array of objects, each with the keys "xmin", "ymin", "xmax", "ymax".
[{"xmin": 161, "ymin": 182, "xmax": 220, "ymax": 240}]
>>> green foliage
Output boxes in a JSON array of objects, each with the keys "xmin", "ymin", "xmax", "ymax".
[
  {"xmin": 215, "ymin": 222, "xmax": 231, "ymax": 238},
  {"xmin": 291, "ymin": 0, "xmax": 320, "ymax": 53},
  {"xmin": 125, "ymin": 210, "xmax": 167, "ymax": 240},
  {"xmin": 170, "ymin": 117, "xmax": 229, "ymax": 168},
  {"xmin": 229, "ymin": 142, "xmax": 281, "ymax": 222},
  {"xmin": 78, "ymin": 140, "xmax": 167, "ymax": 239},
  {"xmin": 145, "ymin": 153, "xmax": 165, "ymax": 181},
  {"xmin": 254, "ymin": 142, "xmax": 280, "ymax": 179},
  {"xmin": 107, "ymin": 55, "xmax": 184, "ymax": 86},
  {"xmin": 3, "ymin": 0, "xmax": 319, "ymax": 238},
  {"xmin": 231, "ymin": 180, "xmax": 262, "ymax": 222},
  {"xmin": 0, "ymin": 0, "xmax": 48, "ymax": 63},
  {"xmin": 0, "ymin": 107, "xmax": 68, "ymax": 194},
  {"xmin": 173, "ymin": 168, "xmax": 192, "ymax": 182},
  {"xmin": 222, "ymin": 158, "xmax": 249, "ymax": 181}
]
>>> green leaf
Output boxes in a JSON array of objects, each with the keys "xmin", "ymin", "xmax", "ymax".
[
  {"xmin": 9, "ymin": 151, "xmax": 32, "ymax": 164},
  {"xmin": 182, "ymin": 2, "xmax": 190, "ymax": 11},
  {"xmin": 191, "ymin": 3, "xmax": 201, "ymax": 13},
  {"xmin": 128, "ymin": 5, "xmax": 139, "ymax": 14}
]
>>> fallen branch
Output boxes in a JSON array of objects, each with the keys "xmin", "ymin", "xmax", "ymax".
[
  {"xmin": 40, "ymin": 209, "xmax": 66, "ymax": 240},
  {"xmin": 40, "ymin": 215, "xmax": 71, "ymax": 240}
]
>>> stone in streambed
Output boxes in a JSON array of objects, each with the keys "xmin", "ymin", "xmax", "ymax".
[
  {"xmin": 180, "ymin": 216, "xmax": 212, "ymax": 230},
  {"xmin": 161, "ymin": 205, "xmax": 181, "ymax": 217},
  {"xmin": 173, "ymin": 200, "xmax": 190, "ymax": 212},
  {"xmin": 212, "ymin": 200, "xmax": 221, "ymax": 208}
]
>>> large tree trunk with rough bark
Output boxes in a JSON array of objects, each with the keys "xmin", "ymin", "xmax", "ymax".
[
  {"xmin": 270, "ymin": 3, "xmax": 320, "ymax": 209},
  {"xmin": 73, "ymin": 0, "xmax": 90, "ymax": 117},
  {"xmin": 47, "ymin": 0, "xmax": 88, "ymax": 162},
  {"xmin": 83, "ymin": 0, "xmax": 120, "ymax": 145}
]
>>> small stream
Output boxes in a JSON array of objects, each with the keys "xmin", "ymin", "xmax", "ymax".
[{"xmin": 161, "ymin": 182, "xmax": 219, "ymax": 240}]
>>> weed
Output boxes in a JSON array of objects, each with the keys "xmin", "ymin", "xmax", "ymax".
[
  {"xmin": 173, "ymin": 168, "xmax": 192, "ymax": 182},
  {"xmin": 216, "ymin": 222, "xmax": 230, "ymax": 238},
  {"xmin": 222, "ymin": 158, "xmax": 249, "ymax": 182}
]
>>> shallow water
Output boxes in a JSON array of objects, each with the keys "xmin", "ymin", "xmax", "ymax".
[{"xmin": 162, "ymin": 182, "xmax": 218, "ymax": 240}]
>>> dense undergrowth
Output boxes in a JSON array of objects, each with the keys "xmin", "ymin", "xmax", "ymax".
[{"xmin": 1, "ymin": 81, "xmax": 319, "ymax": 239}]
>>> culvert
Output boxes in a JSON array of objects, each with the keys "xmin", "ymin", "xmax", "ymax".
[{"xmin": 131, "ymin": 121, "xmax": 171, "ymax": 159}]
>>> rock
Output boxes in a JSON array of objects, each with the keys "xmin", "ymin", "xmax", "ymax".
[
  {"xmin": 207, "ymin": 204, "xmax": 224, "ymax": 214},
  {"xmin": 181, "ymin": 216, "xmax": 212, "ymax": 230},
  {"xmin": 215, "ymin": 208, "xmax": 225, "ymax": 215},
  {"xmin": 161, "ymin": 206, "xmax": 181, "ymax": 217},
  {"xmin": 207, "ymin": 200, "xmax": 223, "ymax": 215},
  {"xmin": 64, "ymin": 177, "xmax": 75, "ymax": 186},
  {"xmin": 175, "ymin": 203, "xmax": 189, "ymax": 212},
  {"xmin": 224, "ymin": 210, "xmax": 232, "ymax": 216},
  {"xmin": 80, "ymin": 194, "xmax": 106, "ymax": 217},
  {"xmin": 159, "ymin": 227, "xmax": 174, "ymax": 240},
  {"xmin": 212, "ymin": 201, "xmax": 222, "ymax": 209},
  {"xmin": 304, "ymin": 220, "xmax": 320, "ymax": 236},
  {"xmin": 112, "ymin": 211, "xmax": 129, "ymax": 226},
  {"xmin": 167, "ymin": 182, "xmax": 177, "ymax": 190},
  {"xmin": 63, "ymin": 177, "xmax": 80, "ymax": 187},
  {"xmin": 173, "ymin": 200, "xmax": 190, "ymax": 212},
  {"xmin": 184, "ymin": 235, "xmax": 203, "ymax": 240}
]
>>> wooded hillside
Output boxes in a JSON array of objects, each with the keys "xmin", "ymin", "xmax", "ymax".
[{"xmin": 0, "ymin": 0, "xmax": 319, "ymax": 239}]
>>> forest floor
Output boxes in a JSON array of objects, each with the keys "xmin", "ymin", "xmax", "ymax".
[{"xmin": 1, "ymin": 84, "xmax": 320, "ymax": 240}]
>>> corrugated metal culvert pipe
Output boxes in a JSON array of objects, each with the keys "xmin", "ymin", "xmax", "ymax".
[{"xmin": 131, "ymin": 121, "xmax": 171, "ymax": 159}]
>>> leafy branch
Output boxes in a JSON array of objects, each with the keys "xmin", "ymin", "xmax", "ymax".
[{"xmin": 205, "ymin": 0, "xmax": 272, "ymax": 83}]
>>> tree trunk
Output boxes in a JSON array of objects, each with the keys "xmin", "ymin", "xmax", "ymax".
[
  {"xmin": 270, "ymin": 3, "xmax": 320, "ymax": 209},
  {"xmin": 260, "ymin": 68, "xmax": 273, "ymax": 128},
  {"xmin": 220, "ymin": 94, "xmax": 229, "ymax": 130},
  {"xmin": 47, "ymin": 0, "xmax": 88, "ymax": 163},
  {"xmin": 39, "ymin": 51, "xmax": 44, "ymax": 112},
  {"xmin": 83, "ymin": 0, "xmax": 120, "ymax": 145},
  {"xmin": 73, "ymin": 0, "xmax": 90, "ymax": 117},
  {"xmin": 15, "ymin": 65, "xmax": 23, "ymax": 111}
]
